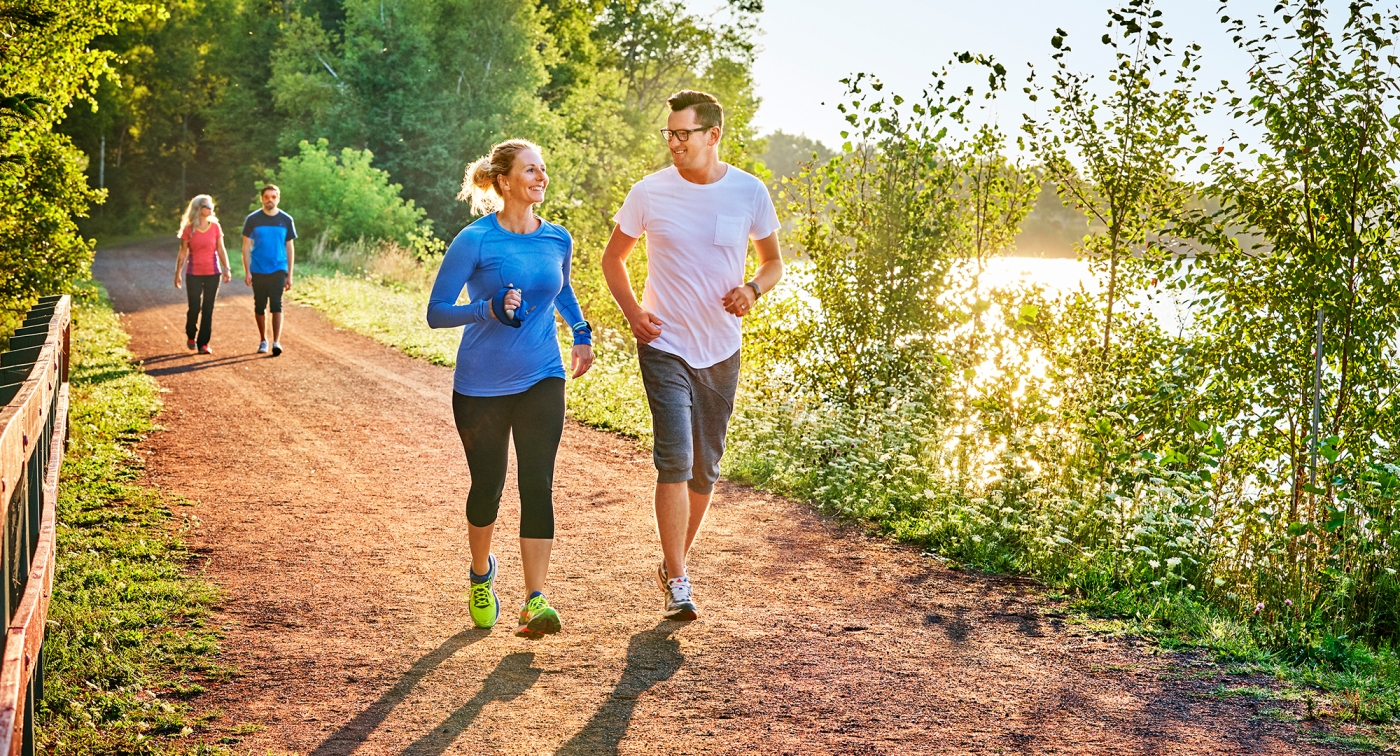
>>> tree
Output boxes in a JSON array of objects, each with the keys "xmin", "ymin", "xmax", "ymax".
[
  {"xmin": 1181, "ymin": 0, "xmax": 1400, "ymax": 634},
  {"xmin": 759, "ymin": 130, "xmax": 833, "ymax": 182},
  {"xmin": 1022, "ymin": 0, "xmax": 1209, "ymax": 355},
  {"xmin": 261, "ymin": 138, "xmax": 432, "ymax": 249},
  {"xmin": 1, "ymin": 0, "xmax": 146, "ymax": 324}
]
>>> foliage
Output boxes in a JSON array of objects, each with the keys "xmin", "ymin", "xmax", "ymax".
[
  {"xmin": 0, "ymin": 0, "xmax": 145, "ymax": 322},
  {"xmin": 1175, "ymin": 0, "xmax": 1400, "ymax": 646},
  {"xmin": 1022, "ymin": 0, "xmax": 1210, "ymax": 353},
  {"xmin": 40, "ymin": 285, "xmax": 227, "ymax": 754},
  {"xmin": 771, "ymin": 72, "xmax": 968, "ymax": 410},
  {"xmin": 268, "ymin": 0, "xmax": 556, "ymax": 231},
  {"xmin": 260, "ymin": 138, "xmax": 437, "ymax": 254},
  {"xmin": 758, "ymin": 130, "xmax": 833, "ymax": 183}
]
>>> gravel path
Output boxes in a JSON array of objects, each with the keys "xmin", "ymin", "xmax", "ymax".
[{"xmin": 94, "ymin": 239, "xmax": 1340, "ymax": 755}]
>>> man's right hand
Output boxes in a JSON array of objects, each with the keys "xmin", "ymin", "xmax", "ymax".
[
  {"xmin": 244, "ymin": 273, "xmax": 253, "ymax": 288},
  {"xmin": 627, "ymin": 309, "xmax": 663, "ymax": 344}
]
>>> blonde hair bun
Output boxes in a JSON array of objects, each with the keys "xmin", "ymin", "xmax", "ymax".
[{"xmin": 458, "ymin": 139, "xmax": 542, "ymax": 216}]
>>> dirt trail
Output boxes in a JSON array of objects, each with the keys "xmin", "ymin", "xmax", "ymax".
[{"xmin": 94, "ymin": 239, "xmax": 1339, "ymax": 755}]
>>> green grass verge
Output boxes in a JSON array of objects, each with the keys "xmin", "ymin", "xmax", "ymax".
[
  {"xmin": 291, "ymin": 269, "xmax": 654, "ymax": 442},
  {"xmin": 37, "ymin": 282, "xmax": 229, "ymax": 755}
]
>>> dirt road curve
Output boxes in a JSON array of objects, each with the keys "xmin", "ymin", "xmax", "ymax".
[{"xmin": 94, "ymin": 239, "xmax": 1338, "ymax": 755}]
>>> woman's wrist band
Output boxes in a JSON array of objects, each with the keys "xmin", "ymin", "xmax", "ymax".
[
  {"xmin": 746, "ymin": 280, "xmax": 763, "ymax": 298},
  {"xmin": 571, "ymin": 320, "xmax": 593, "ymax": 346}
]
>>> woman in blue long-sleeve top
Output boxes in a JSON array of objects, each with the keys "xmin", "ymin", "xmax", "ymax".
[{"xmin": 426, "ymin": 138, "xmax": 594, "ymax": 639}]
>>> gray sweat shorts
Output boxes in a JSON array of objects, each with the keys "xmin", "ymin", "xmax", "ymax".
[{"xmin": 637, "ymin": 343, "xmax": 740, "ymax": 495}]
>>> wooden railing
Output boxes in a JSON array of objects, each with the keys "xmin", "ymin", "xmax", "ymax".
[{"xmin": 0, "ymin": 295, "xmax": 71, "ymax": 756}]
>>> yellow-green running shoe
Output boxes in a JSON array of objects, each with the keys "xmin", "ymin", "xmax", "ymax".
[
  {"xmin": 468, "ymin": 553, "xmax": 500, "ymax": 629},
  {"xmin": 516, "ymin": 593, "xmax": 561, "ymax": 638}
]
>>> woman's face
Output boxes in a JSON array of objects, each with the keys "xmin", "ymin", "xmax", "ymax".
[
  {"xmin": 198, "ymin": 201, "xmax": 213, "ymax": 220},
  {"xmin": 500, "ymin": 148, "xmax": 548, "ymax": 206}
]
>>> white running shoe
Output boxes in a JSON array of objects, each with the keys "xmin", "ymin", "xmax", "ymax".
[
  {"xmin": 271, "ymin": 341, "xmax": 283, "ymax": 357},
  {"xmin": 257, "ymin": 340, "xmax": 269, "ymax": 354},
  {"xmin": 664, "ymin": 575, "xmax": 698, "ymax": 621}
]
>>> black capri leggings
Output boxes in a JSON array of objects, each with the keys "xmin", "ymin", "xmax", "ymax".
[{"xmin": 452, "ymin": 377, "xmax": 565, "ymax": 539}]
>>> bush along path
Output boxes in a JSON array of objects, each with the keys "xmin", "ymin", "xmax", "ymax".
[
  {"xmin": 39, "ymin": 282, "xmax": 227, "ymax": 755},
  {"xmin": 88, "ymin": 237, "xmax": 1367, "ymax": 755}
]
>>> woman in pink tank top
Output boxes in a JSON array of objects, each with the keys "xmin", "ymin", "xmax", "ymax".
[{"xmin": 175, "ymin": 194, "xmax": 232, "ymax": 354}]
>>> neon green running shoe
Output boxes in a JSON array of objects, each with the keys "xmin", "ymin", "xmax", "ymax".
[
  {"xmin": 515, "ymin": 593, "xmax": 561, "ymax": 638},
  {"xmin": 467, "ymin": 554, "xmax": 500, "ymax": 629}
]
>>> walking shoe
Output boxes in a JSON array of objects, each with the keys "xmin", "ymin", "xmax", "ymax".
[
  {"xmin": 515, "ymin": 593, "xmax": 562, "ymax": 638},
  {"xmin": 655, "ymin": 560, "xmax": 669, "ymax": 597},
  {"xmin": 198, "ymin": 344, "xmax": 213, "ymax": 355},
  {"xmin": 467, "ymin": 554, "xmax": 500, "ymax": 629},
  {"xmin": 257, "ymin": 340, "xmax": 269, "ymax": 354},
  {"xmin": 664, "ymin": 575, "xmax": 698, "ymax": 621},
  {"xmin": 187, "ymin": 339, "xmax": 197, "ymax": 350},
  {"xmin": 271, "ymin": 341, "xmax": 283, "ymax": 357}
]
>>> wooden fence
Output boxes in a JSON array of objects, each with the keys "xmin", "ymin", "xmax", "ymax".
[{"xmin": 0, "ymin": 295, "xmax": 72, "ymax": 756}]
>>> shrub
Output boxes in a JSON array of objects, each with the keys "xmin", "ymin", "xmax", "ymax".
[{"xmin": 261, "ymin": 138, "xmax": 438, "ymax": 255}]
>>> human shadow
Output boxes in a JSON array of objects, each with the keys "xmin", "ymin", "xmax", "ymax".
[
  {"xmin": 309, "ymin": 629, "xmax": 489, "ymax": 756},
  {"xmin": 144, "ymin": 353, "xmax": 265, "ymax": 377},
  {"xmin": 925, "ymin": 607, "xmax": 971, "ymax": 642},
  {"xmin": 554, "ymin": 622, "xmax": 684, "ymax": 756},
  {"xmin": 398, "ymin": 652, "xmax": 542, "ymax": 756}
]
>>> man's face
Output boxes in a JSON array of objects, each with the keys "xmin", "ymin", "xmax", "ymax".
[
  {"xmin": 666, "ymin": 107, "xmax": 718, "ymax": 171},
  {"xmin": 261, "ymin": 190, "xmax": 280, "ymax": 212}
]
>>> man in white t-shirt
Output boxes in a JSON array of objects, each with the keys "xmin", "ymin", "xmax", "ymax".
[{"xmin": 602, "ymin": 90, "xmax": 783, "ymax": 621}]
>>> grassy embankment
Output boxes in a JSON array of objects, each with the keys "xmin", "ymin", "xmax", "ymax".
[
  {"xmin": 32, "ymin": 284, "xmax": 237, "ymax": 754},
  {"xmin": 287, "ymin": 256, "xmax": 1399, "ymax": 752}
]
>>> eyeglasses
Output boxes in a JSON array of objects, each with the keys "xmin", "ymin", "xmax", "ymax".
[
  {"xmin": 199, "ymin": 203, "xmax": 213, "ymax": 209},
  {"xmin": 660, "ymin": 127, "xmax": 711, "ymax": 142}
]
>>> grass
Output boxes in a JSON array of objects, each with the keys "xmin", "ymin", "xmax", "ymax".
[
  {"xmin": 290, "ymin": 265, "xmax": 655, "ymax": 443},
  {"xmin": 36, "ymin": 282, "xmax": 230, "ymax": 755}
]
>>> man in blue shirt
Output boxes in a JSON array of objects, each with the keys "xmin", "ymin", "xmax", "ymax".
[{"xmin": 242, "ymin": 184, "xmax": 297, "ymax": 356}]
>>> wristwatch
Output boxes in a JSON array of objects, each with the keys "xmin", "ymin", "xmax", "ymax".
[{"xmin": 745, "ymin": 280, "xmax": 763, "ymax": 298}]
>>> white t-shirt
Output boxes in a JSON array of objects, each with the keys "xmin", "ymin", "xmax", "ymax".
[{"xmin": 613, "ymin": 164, "xmax": 780, "ymax": 368}]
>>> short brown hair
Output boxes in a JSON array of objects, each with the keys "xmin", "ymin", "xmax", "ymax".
[
  {"xmin": 667, "ymin": 90, "xmax": 724, "ymax": 132},
  {"xmin": 261, "ymin": 184, "xmax": 280, "ymax": 196}
]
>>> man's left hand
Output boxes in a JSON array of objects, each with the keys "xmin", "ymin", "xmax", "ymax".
[
  {"xmin": 722, "ymin": 285, "xmax": 757, "ymax": 317},
  {"xmin": 284, "ymin": 273, "xmax": 294, "ymax": 291}
]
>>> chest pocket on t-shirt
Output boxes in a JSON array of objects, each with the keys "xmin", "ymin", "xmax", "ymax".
[{"xmin": 714, "ymin": 215, "xmax": 748, "ymax": 247}]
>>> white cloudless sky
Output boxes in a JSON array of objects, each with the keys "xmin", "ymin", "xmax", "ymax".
[{"xmin": 690, "ymin": 0, "xmax": 1279, "ymax": 149}]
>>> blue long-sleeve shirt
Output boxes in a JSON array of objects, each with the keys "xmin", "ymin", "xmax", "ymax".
[{"xmin": 427, "ymin": 214, "xmax": 589, "ymax": 397}]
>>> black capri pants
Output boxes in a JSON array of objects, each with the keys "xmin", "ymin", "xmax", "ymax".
[{"xmin": 452, "ymin": 377, "xmax": 565, "ymax": 539}]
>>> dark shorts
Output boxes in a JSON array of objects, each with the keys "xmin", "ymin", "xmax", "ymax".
[
  {"xmin": 637, "ymin": 343, "xmax": 740, "ymax": 495},
  {"xmin": 251, "ymin": 271, "xmax": 286, "ymax": 315}
]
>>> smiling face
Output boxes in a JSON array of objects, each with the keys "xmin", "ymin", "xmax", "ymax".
[
  {"xmin": 666, "ymin": 107, "xmax": 720, "ymax": 172},
  {"xmin": 499, "ymin": 147, "xmax": 548, "ymax": 206}
]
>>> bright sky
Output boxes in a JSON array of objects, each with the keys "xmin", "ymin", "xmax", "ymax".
[{"xmin": 700, "ymin": 0, "xmax": 1277, "ymax": 149}]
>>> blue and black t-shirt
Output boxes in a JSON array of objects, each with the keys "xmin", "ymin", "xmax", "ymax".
[{"xmin": 242, "ymin": 210, "xmax": 298, "ymax": 274}]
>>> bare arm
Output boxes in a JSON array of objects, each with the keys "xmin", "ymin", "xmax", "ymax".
[
  {"xmin": 241, "ymin": 236, "xmax": 253, "ymax": 286},
  {"xmin": 284, "ymin": 240, "xmax": 295, "ymax": 290},
  {"xmin": 721, "ymin": 232, "xmax": 783, "ymax": 317},
  {"xmin": 174, "ymin": 238, "xmax": 189, "ymax": 289},
  {"xmin": 600, "ymin": 225, "xmax": 663, "ymax": 344},
  {"xmin": 217, "ymin": 233, "xmax": 232, "ymax": 283}
]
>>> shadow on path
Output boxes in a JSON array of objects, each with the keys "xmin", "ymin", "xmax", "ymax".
[
  {"xmin": 554, "ymin": 622, "xmax": 684, "ymax": 756},
  {"xmin": 309, "ymin": 629, "xmax": 489, "ymax": 756},
  {"xmin": 144, "ymin": 353, "xmax": 267, "ymax": 377},
  {"xmin": 398, "ymin": 652, "xmax": 543, "ymax": 756}
]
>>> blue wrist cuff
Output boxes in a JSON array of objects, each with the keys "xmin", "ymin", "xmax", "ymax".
[
  {"xmin": 490, "ymin": 287, "xmax": 526, "ymax": 327},
  {"xmin": 571, "ymin": 320, "xmax": 593, "ymax": 346}
]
